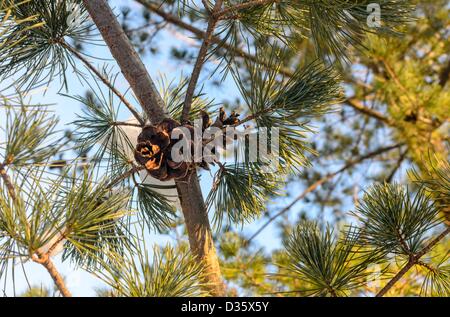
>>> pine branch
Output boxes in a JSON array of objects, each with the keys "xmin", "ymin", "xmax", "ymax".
[
  {"xmin": 380, "ymin": 57, "xmax": 418, "ymax": 109},
  {"xmin": 0, "ymin": 163, "xmax": 16, "ymax": 200},
  {"xmin": 182, "ymin": 0, "xmax": 223, "ymax": 123},
  {"xmin": 83, "ymin": 0, "xmax": 225, "ymax": 295},
  {"xmin": 345, "ymin": 98, "xmax": 393, "ymax": 125},
  {"xmin": 137, "ymin": 1, "xmax": 397, "ymax": 126},
  {"xmin": 376, "ymin": 226, "xmax": 450, "ymax": 297},
  {"xmin": 357, "ymin": 183, "xmax": 443, "ymax": 256},
  {"xmin": 0, "ymin": 162, "xmax": 71, "ymax": 297},
  {"xmin": 32, "ymin": 250, "xmax": 72, "ymax": 297},
  {"xmin": 82, "ymin": 0, "xmax": 167, "ymax": 124},
  {"xmin": 94, "ymin": 244, "xmax": 207, "ymax": 297},
  {"xmin": 207, "ymin": 163, "xmax": 281, "ymax": 228},
  {"xmin": 61, "ymin": 41, "xmax": 145, "ymax": 126},
  {"xmin": 282, "ymin": 222, "xmax": 384, "ymax": 296},
  {"xmin": 0, "ymin": 0, "xmax": 91, "ymax": 90},
  {"xmin": 246, "ymin": 143, "xmax": 404, "ymax": 243},
  {"xmin": 135, "ymin": 1, "xmax": 294, "ymax": 76}
]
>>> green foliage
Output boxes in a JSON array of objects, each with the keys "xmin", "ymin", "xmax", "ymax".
[
  {"xmin": 0, "ymin": 1, "xmax": 42, "ymax": 51},
  {"xmin": 58, "ymin": 170, "xmax": 132, "ymax": 268},
  {"xmin": 0, "ymin": 0, "xmax": 92, "ymax": 89},
  {"xmin": 0, "ymin": 98, "xmax": 133, "ymax": 273},
  {"xmin": 300, "ymin": 0, "xmax": 413, "ymax": 59},
  {"xmin": 0, "ymin": 174, "xmax": 54, "ymax": 259},
  {"xmin": 231, "ymin": 48, "xmax": 342, "ymax": 171},
  {"xmin": 218, "ymin": 0, "xmax": 413, "ymax": 62},
  {"xmin": 355, "ymin": 183, "xmax": 442, "ymax": 255},
  {"xmin": 356, "ymin": 1, "xmax": 450, "ymax": 171},
  {"xmin": 0, "ymin": 167, "xmax": 132, "ymax": 275},
  {"xmin": 20, "ymin": 285, "xmax": 52, "ymax": 297},
  {"xmin": 276, "ymin": 173, "xmax": 449, "ymax": 297},
  {"xmin": 136, "ymin": 184, "xmax": 177, "ymax": 233},
  {"xmin": 94, "ymin": 243, "xmax": 207, "ymax": 297},
  {"xmin": 206, "ymin": 163, "xmax": 281, "ymax": 228},
  {"xmin": 410, "ymin": 156, "xmax": 450, "ymax": 223},
  {"xmin": 72, "ymin": 90, "xmax": 120, "ymax": 154},
  {"xmin": 420, "ymin": 253, "xmax": 450, "ymax": 297},
  {"xmin": 417, "ymin": 158, "xmax": 450, "ymax": 199},
  {"xmin": 72, "ymin": 83, "xmax": 135, "ymax": 182},
  {"xmin": 233, "ymin": 49, "xmax": 341, "ymax": 121},
  {"xmin": 281, "ymin": 221, "xmax": 384, "ymax": 296},
  {"xmin": 159, "ymin": 75, "xmax": 214, "ymax": 122},
  {"xmin": 218, "ymin": 231, "xmax": 273, "ymax": 296},
  {"xmin": 272, "ymin": 61, "xmax": 342, "ymax": 119},
  {"xmin": 1, "ymin": 101, "xmax": 59, "ymax": 167}
]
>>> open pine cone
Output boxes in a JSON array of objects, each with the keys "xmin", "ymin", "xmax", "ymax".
[
  {"xmin": 134, "ymin": 109, "xmax": 240, "ymax": 181},
  {"xmin": 134, "ymin": 118, "xmax": 191, "ymax": 181}
]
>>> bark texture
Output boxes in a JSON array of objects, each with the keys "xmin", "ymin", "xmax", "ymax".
[
  {"xmin": 176, "ymin": 172, "xmax": 225, "ymax": 296},
  {"xmin": 33, "ymin": 251, "xmax": 72, "ymax": 297}
]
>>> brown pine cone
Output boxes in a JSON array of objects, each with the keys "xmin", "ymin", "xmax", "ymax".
[
  {"xmin": 134, "ymin": 109, "xmax": 240, "ymax": 181},
  {"xmin": 135, "ymin": 118, "xmax": 191, "ymax": 181}
]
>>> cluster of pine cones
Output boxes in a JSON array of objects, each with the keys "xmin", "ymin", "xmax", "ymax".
[{"xmin": 134, "ymin": 108, "xmax": 240, "ymax": 181}]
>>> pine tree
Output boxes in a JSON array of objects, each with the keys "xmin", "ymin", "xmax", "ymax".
[{"xmin": 0, "ymin": 0, "xmax": 448, "ymax": 297}]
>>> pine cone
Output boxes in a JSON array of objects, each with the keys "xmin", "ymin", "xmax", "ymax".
[
  {"xmin": 134, "ymin": 118, "xmax": 191, "ymax": 181},
  {"xmin": 134, "ymin": 109, "xmax": 240, "ymax": 181}
]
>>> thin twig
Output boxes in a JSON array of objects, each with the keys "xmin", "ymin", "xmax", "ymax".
[
  {"xmin": 0, "ymin": 163, "xmax": 16, "ymax": 200},
  {"xmin": 182, "ymin": 0, "xmax": 223, "ymax": 123},
  {"xmin": 106, "ymin": 165, "xmax": 145, "ymax": 189},
  {"xmin": 376, "ymin": 226, "xmax": 450, "ymax": 297},
  {"xmin": 111, "ymin": 121, "xmax": 143, "ymax": 128},
  {"xmin": 61, "ymin": 41, "xmax": 145, "ymax": 126},
  {"xmin": 386, "ymin": 149, "xmax": 408, "ymax": 183},
  {"xmin": 381, "ymin": 58, "xmax": 418, "ymax": 109},
  {"xmin": 32, "ymin": 251, "xmax": 72, "ymax": 297},
  {"xmin": 345, "ymin": 97, "xmax": 393, "ymax": 125}
]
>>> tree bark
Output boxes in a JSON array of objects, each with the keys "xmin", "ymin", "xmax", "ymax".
[
  {"xmin": 33, "ymin": 251, "xmax": 72, "ymax": 297},
  {"xmin": 82, "ymin": 0, "xmax": 225, "ymax": 296},
  {"xmin": 82, "ymin": 0, "xmax": 167, "ymax": 124},
  {"xmin": 176, "ymin": 172, "xmax": 225, "ymax": 296}
]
